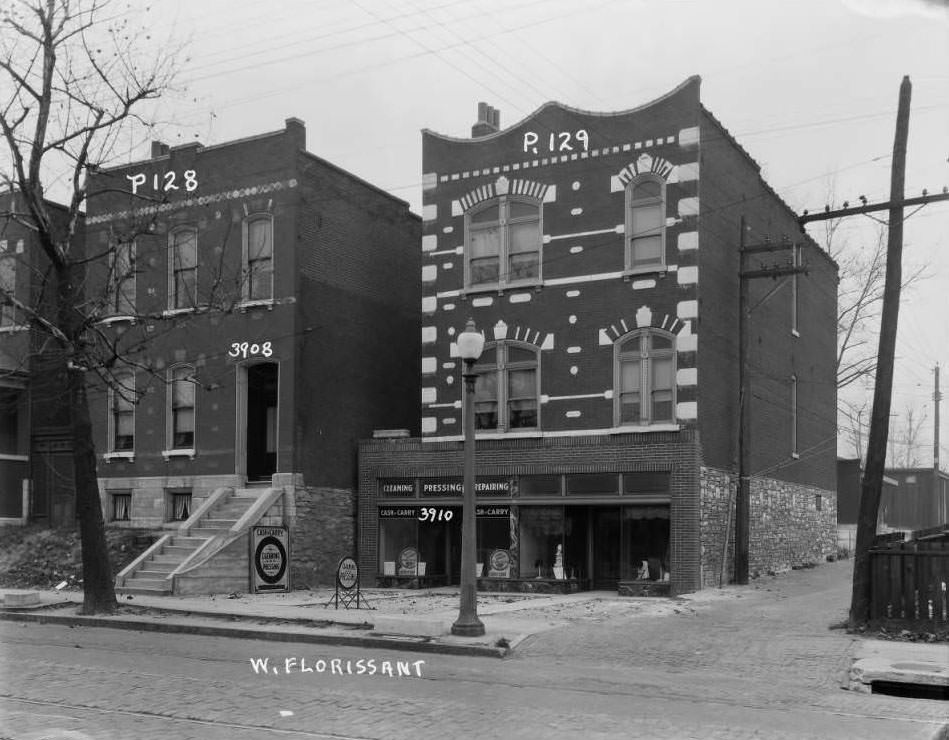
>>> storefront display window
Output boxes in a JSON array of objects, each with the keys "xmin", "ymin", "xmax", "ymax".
[
  {"xmin": 622, "ymin": 504, "xmax": 670, "ymax": 581},
  {"xmin": 519, "ymin": 506, "xmax": 564, "ymax": 578},
  {"xmin": 379, "ymin": 516, "xmax": 417, "ymax": 575},
  {"xmin": 477, "ymin": 515, "xmax": 510, "ymax": 577}
]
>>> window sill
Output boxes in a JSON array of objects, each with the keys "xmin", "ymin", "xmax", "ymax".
[
  {"xmin": 610, "ymin": 423, "xmax": 681, "ymax": 434},
  {"xmin": 473, "ymin": 430, "xmax": 543, "ymax": 440},
  {"xmin": 0, "ymin": 324, "xmax": 29, "ymax": 334},
  {"xmin": 99, "ymin": 315, "xmax": 137, "ymax": 326},
  {"xmin": 162, "ymin": 307, "xmax": 197, "ymax": 318},
  {"xmin": 622, "ymin": 267, "xmax": 667, "ymax": 280},
  {"xmin": 463, "ymin": 280, "xmax": 543, "ymax": 297},
  {"xmin": 238, "ymin": 298, "xmax": 275, "ymax": 312},
  {"xmin": 104, "ymin": 451, "xmax": 135, "ymax": 463},
  {"xmin": 162, "ymin": 448, "xmax": 196, "ymax": 461}
]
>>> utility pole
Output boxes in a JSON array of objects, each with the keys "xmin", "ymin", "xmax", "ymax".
[
  {"xmin": 735, "ymin": 226, "xmax": 808, "ymax": 584},
  {"xmin": 849, "ymin": 76, "xmax": 912, "ymax": 627},
  {"xmin": 934, "ymin": 364, "xmax": 943, "ymax": 521}
]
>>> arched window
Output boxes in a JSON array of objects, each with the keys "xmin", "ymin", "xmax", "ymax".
[
  {"xmin": 466, "ymin": 196, "xmax": 541, "ymax": 289},
  {"xmin": 615, "ymin": 329, "xmax": 675, "ymax": 425},
  {"xmin": 473, "ymin": 341, "xmax": 539, "ymax": 431},
  {"xmin": 169, "ymin": 364, "xmax": 196, "ymax": 450},
  {"xmin": 244, "ymin": 215, "xmax": 273, "ymax": 301},
  {"xmin": 625, "ymin": 175, "xmax": 665, "ymax": 272},
  {"xmin": 169, "ymin": 227, "xmax": 197, "ymax": 309}
]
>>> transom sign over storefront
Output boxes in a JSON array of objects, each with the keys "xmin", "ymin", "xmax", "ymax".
[{"xmin": 358, "ymin": 76, "xmax": 839, "ymax": 596}]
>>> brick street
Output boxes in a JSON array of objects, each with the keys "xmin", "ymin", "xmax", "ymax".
[{"xmin": 1, "ymin": 560, "xmax": 946, "ymax": 740}]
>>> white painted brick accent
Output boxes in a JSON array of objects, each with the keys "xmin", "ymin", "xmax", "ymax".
[
  {"xmin": 422, "ymin": 204, "xmax": 437, "ymax": 222},
  {"xmin": 422, "ymin": 172, "xmax": 438, "ymax": 190},
  {"xmin": 677, "ymin": 334, "xmax": 698, "ymax": 352},
  {"xmin": 422, "ymin": 234, "xmax": 437, "ymax": 252},
  {"xmin": 677, "ymin": 162, "xmax": 699, "ymax": 182},
  {"xmin": 421, "ymin": 264, "xmax": 437, "ymax": 282},
  {"xmin": 540, "ymin": 333, "xmax": 554, "ymax": 350},
  {"xmin": 421, "ymin": 357, "xmax": 437, "ymax": 374},
  {"xmin": 679, "ymin": 126, "xmax": 700, "ymax": 147},
  {"xmin": 510, "ymin": 293, "xmax": 532, "ymax": 303},
  {"xmin": 678, "ymin": 197, "xmax": 700, "ymax": 217},
  {"xmin": 543, "ymin": 185, "xmax": 558, "ymax": 203},
  {"xmin": 636, "ymin": 305, "xmax": 653, "ymax": 327},
  {"xmin": 421, "ymin": 387, "xmax": 437, "ymax": 404},
  {"xmin": 451, "ymin": 200, "xmax": 463, "ymax": 217},
  {"xmin": 676, "ymin": 401, "xmax": 698, "ymax": 420},
  {"xmin": 422, "ymin": 296, "xmax": 437, "ymax": 314},
  {"xmin": 677, "ymin": 266, "xmax": 698, "ymax": 285},
  {"xmin": 422, "ymin": 417, "xmax": 437, "ymax": 433},
  {"xmin": 677, "ymin": 300, "xmax": 698, "ymax": 319},
  {"xmin": 599, "ymin": 329, "xmax": 612, "ymax": 346},
  {"xmin": 677, "ymin": 232, "xmax": 698, "ymax": 251},
  {"xmin": 632, "ymin": 279, "xmax": 656, "ymax": 290},
  {"xmin": 422, "ymin": 326, "xmax": 437, "ymax": 344},
  {"xmin": 472, "ymin": 296, "xmax": 493, "ymax": 307},
  {"xmin": 676, "ymin": 368, "xmax": 697, "ymax": 386}
]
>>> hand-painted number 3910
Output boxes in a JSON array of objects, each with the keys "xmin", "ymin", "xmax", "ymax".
[{"xmin": 228, "ymin": 341, "xmax": 273, "ymax": 359}]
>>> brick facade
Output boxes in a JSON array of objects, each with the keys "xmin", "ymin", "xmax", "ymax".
[
  {"xmin": 357, "ymin": 76, "xmax": 838, "ymax": 594},
  {"xmin": 82, "ymin": 120, "xmax": 419, "ymax": 578}
]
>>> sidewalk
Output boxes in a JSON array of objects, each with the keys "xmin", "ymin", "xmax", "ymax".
[{"xmin": 0, "ymin": 585, "xmax": 678, "ymax": 658}]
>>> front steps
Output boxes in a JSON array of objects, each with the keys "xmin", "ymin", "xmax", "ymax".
[{"xmin": 116, "ymin": 487, "xmax": 283, "ymax": 596}]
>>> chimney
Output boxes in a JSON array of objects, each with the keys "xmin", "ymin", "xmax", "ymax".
[
  {"xmin": 151, "ymin": 141, "xmax": 170, "ymax": 158},
  {"xmin": 285, "ymin": 117, "xmax": 306, "ymax": 151},
  {"xmin": 471, "ymin": 102, "xmax": 500, "ymax": 138}
]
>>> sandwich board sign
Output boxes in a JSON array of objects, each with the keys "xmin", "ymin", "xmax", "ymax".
[{"xmin": 250, "ymin": 526, "xmax": 290, "ymax": 593}]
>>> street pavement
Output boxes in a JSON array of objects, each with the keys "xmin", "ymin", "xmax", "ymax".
[{"xmin": 0, "ymin": 559, "xmax": 947, "ymax": 739}]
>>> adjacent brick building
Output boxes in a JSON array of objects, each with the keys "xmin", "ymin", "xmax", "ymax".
[
  {"xmin": 0, "ymin": 191, "xmax": 79, "ymax": 527},
  {"xmin": 83, "ymin": 119, "xmax": 420, "ymax": 587},
  {"xmin": 358, "ymin": 77, "xmax": 838, "ymax": 594}
]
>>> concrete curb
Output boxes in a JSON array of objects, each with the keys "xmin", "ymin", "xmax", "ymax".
[{"xmin": 0, "ymin": 610, "xmax": 510, "ymax": 658}]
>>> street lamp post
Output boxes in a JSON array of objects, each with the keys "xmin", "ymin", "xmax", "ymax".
[{"xmin": 452, "ymin": 319, "xmax": 485, "ymax": 637}]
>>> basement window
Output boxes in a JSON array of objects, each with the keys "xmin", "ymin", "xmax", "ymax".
[{"xmin": 112, "ymin": 493, "xmax": 131, "ymax": 521}]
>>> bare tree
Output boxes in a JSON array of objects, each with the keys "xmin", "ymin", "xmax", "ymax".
[
  {"xmin": 887, "ymin": 404, "xmax": 928, "ymax": 468},
  {"xmin": 0, "ymin": 0, "xmax": 177, "ymax": 613}
]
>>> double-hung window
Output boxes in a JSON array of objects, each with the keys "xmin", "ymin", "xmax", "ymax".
[
  {"xmin": 244, "ymin": 215, "xmax": 273, "ymax": 301},
  {"xmin": 170, "ymin": 228, "xmax": 197, "ymax": 310},
  {"xmin": 111, "ymin": 239, "xmax": 136, "ymax": 315},
  {"xmin": 466, "ymin": 197, "xmax": 541, "ymax": 290},
  {"xmin": 110, "ymin": 374, "xmax": 135, "ymax": 452},
  {"xmin": 625, "ymin": 176, "xmax": 665, "ymax": 272},
  {"xmin": 169, "ymin": 364, "xmax": 195, "ymax": 449},
  {"xmin": 615, "ymin": 330, "xmax": 675, "ymax": 425},
  {"xmin": 473, "ymin": 342, "xmax": 540, "ymax": 431},
  {"xmin": 0, "ymin": 250, "xmax": 17, "ymax": 327}
]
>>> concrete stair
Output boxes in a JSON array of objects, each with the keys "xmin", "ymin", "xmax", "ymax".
[{"xmin": 116, "ymin": 488, "xmax": 277, "ymax": 596}]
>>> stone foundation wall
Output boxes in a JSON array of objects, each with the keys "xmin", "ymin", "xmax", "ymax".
[
  {"xmin": 748, "ymin": 477, "xmax": 837, "ymax": 578},
  {"xmin": 701, "ymin": 467, "xmax": 837, "ymax": 585},
  {"xmin": 289, "ymin": 485, "xmax": 355, "ymax": 588},
  {"xmin": 98, "ymin": 474, "xmax": 243, "ymax": 529},
  {"xmin": 700, "ymin": 467, "xmax": 736, "ymax": 588}
]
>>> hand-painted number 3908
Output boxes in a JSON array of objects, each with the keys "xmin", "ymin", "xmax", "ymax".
[{"xmin": 228, "ymin": 341, "xmax": 273, "ymax": 359}]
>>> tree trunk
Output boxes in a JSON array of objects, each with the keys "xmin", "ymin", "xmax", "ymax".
[{"xmin": 58, "ymin": 262, "xmax": 118, "ymax": 614}]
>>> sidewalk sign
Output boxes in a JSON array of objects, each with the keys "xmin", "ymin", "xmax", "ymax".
[
  {"xmin": 250, "ymin": 526, "xmax": 290, "ymax": 594},
  {"xmin": 327, "ymin": 555, "xmax": 373, "ymax": 610}
]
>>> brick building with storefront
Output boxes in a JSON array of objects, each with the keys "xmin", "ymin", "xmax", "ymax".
[
  {"xmin": 83, "ymin": 119, "xmax": 420, "ymax": 592},
  {"xmin": 358, "ymin": 77, "xmax": 838, "ymax": 595}
]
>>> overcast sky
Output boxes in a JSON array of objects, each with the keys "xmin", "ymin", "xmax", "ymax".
[{"xmin": 136, "ymin": 0, "xmax": 949, "ymax": 465}]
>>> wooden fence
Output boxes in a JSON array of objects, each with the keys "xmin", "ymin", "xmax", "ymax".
[{"xmin": 870, "ymin": 535, "xmax": 949, "ymax": 626}]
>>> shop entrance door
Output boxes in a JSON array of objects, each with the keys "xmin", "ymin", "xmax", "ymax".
[{"xmin": 592, "ymin": 507, "xmax": 621, "ymax": 588}]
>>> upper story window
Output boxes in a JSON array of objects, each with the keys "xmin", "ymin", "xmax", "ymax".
[
  {"xmin": 169, "ymin": 364, "xmax": 195, "ymax": 449},
  {"xmin": 615, "ymin": 329, "xmax": 675, "ymax": 426},
  {"xmin": 466, "ymin": 196, "xmax": 542, "ymax": 290},
  {"xmin": 0, "ymin": 250, "xmax": 16, "ymax": 327},
  {"xmin": 244, "ymin": 215, "xmax": 273, "ymax": 301},
  {"xmin": 109, "ymin": 373, "xmax": 135, "ymax": 452},
  {"xmin": 473, "ymin": 341, "xmax": 539, "ymax": 432},
  {"xmin": 169, "ymin": 228, "xmax": 197, "ymax": 310},
  {"xmin": 110, "ymin": 239, "xmax": 136, "ymax": 315},
  {"xmin": 625, "ymin": 176, "xmax": 665, "ymax": 273}
]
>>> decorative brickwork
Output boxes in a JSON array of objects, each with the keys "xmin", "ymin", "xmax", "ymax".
[{"xmin": 289, "ymin": 486, "xmax": 355, "ymax": 588}]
